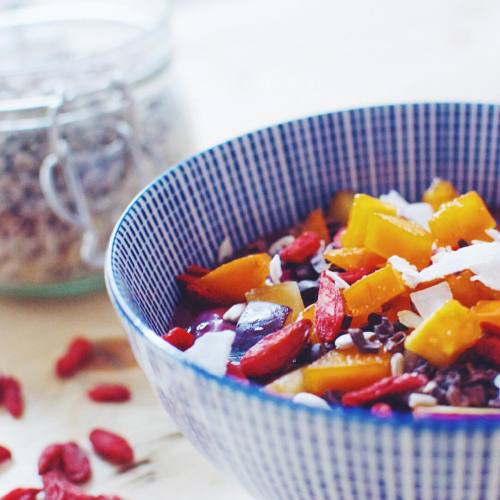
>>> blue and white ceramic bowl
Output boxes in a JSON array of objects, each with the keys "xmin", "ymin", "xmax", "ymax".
[{"xmin": 106, "ymin": 103, "xmax": 500, "ymax": 500}]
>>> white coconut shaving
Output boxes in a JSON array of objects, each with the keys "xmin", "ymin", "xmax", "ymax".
[
  {"xmin": 388, "ymin": 256, "xmax": 420, "ymax": 288},
  {"xmin": 410, "ymin": 282, "xmax": 453, "ymax": 318},
  {"xmin": 218, "ymin": 236, "xmax": 233, "ymax": 263},
  {"xmin": 397, "ymin": 310, "xmax": 424, "ymax": 329},
  {"xmin": 380, "ymin": 190, "xmax": 434, "ymax": 229},
  {"xmin": 292, "ymin": 392, "xmax": 331, "ymax": 410},
  {"xmin": 325, "ymin": 269, "xmax": 350, "ymax": 289},
  {"xmin": 269, "ymin": 235, "xmax": 295, "ymax": 255},
  {"xmin": 183, "ymin": 330, "xmax": 235, "ymax": 377},
  {"xmin": 269, "ymin": 254, "xmax": 283, "ymax": 284},
  {"xmin": 485, "ymin": 228, "xmax": 500, "ymax": 242}
]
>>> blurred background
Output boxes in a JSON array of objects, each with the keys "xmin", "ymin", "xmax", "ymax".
[{"xmin": 1, "ymin": 0, "xmax": 500, "ymax": 497}]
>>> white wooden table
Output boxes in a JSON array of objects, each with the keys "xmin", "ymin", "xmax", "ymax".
[{"xmin": 3, "ymin": 0, "xmax": 500, "ymax": 497}]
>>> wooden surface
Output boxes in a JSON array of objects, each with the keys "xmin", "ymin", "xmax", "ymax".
[{"xmin": 3, "ymin": 0, "xmax": 500, "ymax": 497}]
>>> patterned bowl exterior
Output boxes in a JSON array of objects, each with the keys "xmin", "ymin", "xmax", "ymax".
[{"xmin": 106, "ymin": 103, "xmax": 500, "ymax": 500}]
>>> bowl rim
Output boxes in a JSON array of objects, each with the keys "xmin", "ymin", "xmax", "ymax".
[{"xmin": 106, "ymin": 102, "xmax": 500, "ymax": 432}]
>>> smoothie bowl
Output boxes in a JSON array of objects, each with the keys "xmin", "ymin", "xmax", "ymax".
[{"xmin": 106, "ymin": 103, "xmax": 500, "ymax": 500}]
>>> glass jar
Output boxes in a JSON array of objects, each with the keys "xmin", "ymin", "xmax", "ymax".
[{"xmin": 0, "ymin": 0, "xmax": 191, "ymax": 296}]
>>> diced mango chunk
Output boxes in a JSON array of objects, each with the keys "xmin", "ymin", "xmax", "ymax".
[
  {"xmin": 405, "ymin": 299, "xmax": 482, "ymax": 366},
  {"xmin": 364, "ymin": 213, "xmax": 433, "ymax": 269},
  {"xmin": 446, "ymin": 270, "xmax": 499, "ymax": 307},
  {"xmin": 341, "ymin": 194, "xmax": 397, "ymax": 247},
  {"xmin": 422, "ymin": 178, "xmax": 458, "ymax": 210},
  {"xmin": 472, "ymin": 300, "xmax": 500, "ymax": 334},
  {"xmin": 265, "ymin": 368, "xmax": 305, "ymax": 396},
  {"xmin": 328, "ymin": 190, "xmax": 355, "ymax": 225},
  {"xmin": 200, "ymin": 253, "xmax": 271, "ymax": 304},
  {"xmin": 303, "ymin": 348, "xmax": 391, "ymax": 394},
  {"xmin": 246, "ymin": 281, "xmax": 304, "ymax": 322},
  {"xmin": 342, "ymin": 264, "xmax": 407, "ymax": 317},
  {"xmin": 302, "ymin": 208, "xmax": 330, "ymax": 242},
  {"xmin": 428, "ymin": 191, "xmax": 495, "ymax": 246},
  {"xmin": 324, "ymin": 247, "xmax": 385, "ymax": 271},
  {"xmin": 299, "ymin": 304, "xmax": 319, "ymax": 343}
]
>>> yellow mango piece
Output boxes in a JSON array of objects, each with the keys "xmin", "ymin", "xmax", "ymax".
[
  {"xmin": 324, "ymin": 247, "xmax": 385, "ymax": 271},
  {"xmin": 341, "ymin": 194, "xmax": 397, "ymax": 247},
  {"xmin": 302, "ymin": 208, "xmax": 330, "ymax": 242},
  {"xmin": 328, "ymin": 190, "xmax": 355, "ymax": 225},
  {"xmin": 299, "ymin": 304, "xmax": 319, "ymax": 343},
  {"xmin": 446, "ymin": 270, "xmax": 499, "ymax": 307},
  {"xmin": 303, "ymin": 348, "xmax": 391, "ymax": 394},
  {"xmin": 200, "ymin": 253, "xmax": 271, "ymax": 304},
  {"xmin": 405, "ymin": 299, "xmax": 482, "ymax": 367},
  {"xmin": 428, "ymin": 191, "xmax": 495, "ymax": 246},
  {"xmin": 265, "ymin": 368, "xmax": 305, "ymax": 396},
  {"xmin": 472, "ymin": 300, "xmax": 500, "ymax": 334},
  {"xmin": 422, "ymin": 178, "xmax": 458, "ymax": 210},
  {"xmin": 342, "ymin": 264, "xmax": 407, "ymax": 317},
  {"xmin": 246, "ymin": 281, "xmax": 304, "ymax": 322},
  {"xmin": 364, "ymin": 213, "xmax": 433, "ymax": 269}
]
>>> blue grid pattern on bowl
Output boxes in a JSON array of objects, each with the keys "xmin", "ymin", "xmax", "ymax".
[{"xmin": 107, "ymin": 103, "xmax": 500, "ymax": 500}]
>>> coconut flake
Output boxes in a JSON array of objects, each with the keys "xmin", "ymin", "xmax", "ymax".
[
  {"xmin": 325, "ymin": 269, "xmax": 350, "ymax": 289},
  {"xmin": 269, "ymin": 254, "xmax": 283, "ymax": 284},
  {"xmin": 292, "ymin": 392, "xmax": 331, "ymax": 410},
  {"xmin": 183, "ymin": 330, "xmax": 235, "ymax": 376},
  {"xmin": 388, "ymin": 256, "xmax": 420, "ymax": 288},
  {"xmin": 486, "ymin": 228, "xmax": 500, "ymax": 242},
  {"xmin": 269, "ymin": 235, "xmax": 295, "ymax": 255},
  {"xmin": 223, "ymin": 303, "xmax": 247, "ymax": 323},
  {"xmin": 410, "ymin": 282, "xmax": 453, "ymax": 318},
  {"xmin": 380, "ymin": 190, "xmax": 433, "ymax": 229},
  {"xmin": 397, "ymin": 310, "xmax": 424, "ymax": 329},
  {"xmin": 218, "ymin": 236, "xmax": 233, "ymax": 263}
]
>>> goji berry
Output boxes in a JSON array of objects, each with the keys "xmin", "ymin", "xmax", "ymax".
[
  {"xmin": 226, "ymin": 362, "xmax": 247, "ymax": 381},
  {"xmin": 161, "ymin": 327, "xmax": 195, "ymax": 351},
  {"xmin": 38, "ymin": 444, "xmax": 63, "ymax": 476},
  {"xmin": 342, "ymin": 373, "xmax": 428, "ymax": 407},
  {"xmin": 240, "ymin": 319, "xmax": 311, "ymax": 378},
  {"xmin": 1, "ymin": 488, "xmax": 41, "ymax": 500},
  {"xmin": 370, "ymin": 402, "xmax": 393, "ymax": 417},
  {"xmin": 185, "ymin": 264, "xmax": 210, "ymax": 276},
  {"xmin": 315, "ymin": 272, "xmax": 345, "ymax": 342},
  {"xmin": 338, "ymin": 267, "xmax": 372, "ymax": 284},
  {"xmin": 56, "ymin": 337, "xmax": 93, "ymax": 378},
  {"xmin": 42, "ymin": 471, "xmax": 94, "ymax": 500},
  {"xmin": 89, "ymin": 429, "xmax": 134, "ymax": 465},
  {"xmin": 87, "ymin": 384, "xmax": 131, "ymax": 403},
  {"xmin": 61, "ymin": 442, "xmax": 91, "ymax": 484},
  {"xmin": 474, "ymin": 336, "xmax": 500, "ymax": 367},
  {"xmin": 280, "ymin": 231, "xmax": 321, "ymax": 264},
  {"xmin": 0, "ymin": 445, "xmax": 12, "ymax": 464},
  {"xmin": 0, "ymin": 376, "xmax": 24, "ymax": 418}
]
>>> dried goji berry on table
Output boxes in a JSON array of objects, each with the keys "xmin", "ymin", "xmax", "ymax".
[
  {"xmin": 226, "ymin": 362, "xmax": 247, "ymax": 381},
  {"xmin": 87, "ymin": 384, "xmax": 131, "ymax": 403},
  {"xmin": 161, "ymin": 327, "xmax": 195, "ymax": 351},
  {"xmin": 280, "ymin": 231, "xmax": 321, "ymax": 264},
  {"xmin": 89, "ymin": 429, "xmax": 134, "ymax": 465},
  {"xmin": 474, "ymin": 336, "xmax": 500, "ymax": 367},
  {"xmin": 337, "ymin": 267, "xmax": 372, "ymax": 284},
  {"xmin": 314, "ymin": 272, "xmax": 345, "ymax": 343},
  {"xmin": 0, "ymin": 445, "xmax": 12, "ymax": 464},
  {"xmin": 55, "ymin": 337, "xmax": 93, "ymax": 378},
  {"xmin": 342, "ymin": 373, "xmax": 428, "ymax": 407},
  {"xmin": 240, "ymin": 319, "xmax": 311, "ymax": 379},
  {"xmin": 1, "ymin": 488, "xmax": 41, "ymax": 500},
  {"xmin": 61, "ymin": 442, "xmax": 91, "ymax": 484},
  {"xmin": 38, "ymin": 444, "xmax": 63, "ymax": 475},
  {"xmin": 0, "ymin": 376, "xmax": 24, "ymax": 418}
]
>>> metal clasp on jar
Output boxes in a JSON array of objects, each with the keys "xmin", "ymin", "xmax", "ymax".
[{"xmin": 39, "ymin": 82, "xmax": 146, "ymax": 268}]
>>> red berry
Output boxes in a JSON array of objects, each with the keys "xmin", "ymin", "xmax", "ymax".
[
  {"xmin": 89, "ymin": 429, "xmax": 134, "ymax": 465},
  {"xmin": 61, "ymin": 442, "xmax": 91, "ymax": 484},
  {"xmin": 0, "ymin": 445, "xmax": 12, "ymax": 464},
  {"xmin": 88, "ymin": 384, "xmax": 131, "ymax": 403},
  {"xmin": 42, "ymin": 470, "xmax": 94, "ymax": 500},
  {"xmin": 0, "ymin": 376, "xmax": 24, "ymax": 418},
  {"xmin": 226, "ymin": 362, "xmax": 247, "ymax": 381},
  {"xmin": 240, "ymin": 319, "xmax": 311, "ymax": 378},
  {"xmin": 370, "ymin": 402, "xmax": 393, "ymax": 418},
  {"xmin": 475, "ymin": 336, "xmax": 500, "ymax": 367},
  {"xmin": 280, "ymin": 231, "xmax": 321, "ymax": 264},
  {"xmin": 56, "ymin": 337, "xmax": 93, "ymax": 378},
  {"xmin": 1, "ymin": 488, "xmax": 41, "ymax": 500},
  {"xmin": 162, "ymin": 327, "xmax": 195, "ymax": 351},
  {"xmin": 38, "ymin": 444, "xmax": 63, "ymax": 476}
]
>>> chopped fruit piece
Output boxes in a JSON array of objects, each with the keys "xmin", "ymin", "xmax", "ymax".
[
  {"xmin": 474, "ymin": 336, "xmax": 500, "ymax": 366},
  {"xmin": 382, "ymin": 293, "xmax": 412, "ymax": 323},
  {"xmin": 162, "ymin": 327, "xmax": 195, "ymax": 351},
  {"xmin": 364, "ymin": 213, "xmax": 433, "ymax": 268},
  {"xmin": 405, "ymin": 299, "xmax": 482, "ymax": 366},
  {"xmin": 328, "ymin": 190, "xmax": 355, "ymax": 225},
  {"xmin": 472, "ymin": 300, "xmax": 500, "ymax": 334},
  {"xmin": 422, "ymin": 178, "xmax": 458, "ymax": 210},
  {"xmin": 446, "ymin": 271, "xmax": 499, "ymax": 308},
  {"xmin": 280, "ymin": 231, "xmax": 321, "ymax": 264},
  {"xmin": 265, "ymin": 368, "xmax": 305, "ymax": 396},
  {"xmin": 200, "ymin": 253, "xmax": 271, "ymax": 304},
  {"xmin": 314, "ymin": 272, "xmax": 345, "ymax": 342},
  {"xmin": 303, "ymin": 348, "xmax": 391, "ymax": 394},
  {"xmin": 342, "ymin": 264, "xmax": 407, "ymax": 317},
  {"xmin": 299, "ymin": 304, "xmax": 318, "ymax": 343},
  {"xmin": 341, "ymin": 194, "xmax": 397, "ymax": 247},
  {"xmin": 302, "ymin": 209, "xmax": 330, "ymax": 242},
  {"xmin": 342, "ymin": 373, "xmax": 428, "ymax": 407},
  {"xmin": 324, "ymin": 247, "xmax": 385, "ymax": 271},
  {"xmin": 428, "ymin": 191, "xmax": 496, "ymax": 246},
  {"xmin": 240, "ymin": 319, "xmax": 311, "ymax": 379},
  {"xmin": 246, "ymin": 281, "xmax": 304, "ymax": 323}
]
